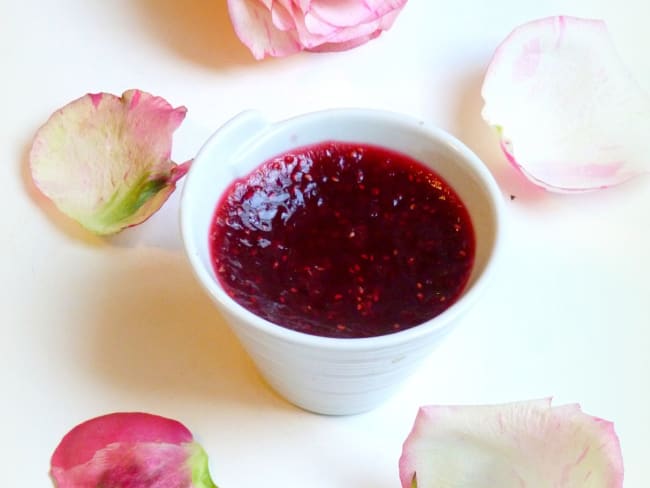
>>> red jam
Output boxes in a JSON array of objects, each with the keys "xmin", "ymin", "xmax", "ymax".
[{"xmin": 209, "ymin": 142, "xmax": 475, "ymax": 338}]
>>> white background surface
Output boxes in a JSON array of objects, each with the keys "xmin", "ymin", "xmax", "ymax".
[{"xmin": 2, "ymin": 1, "xmax": 649, "ymax": 486}]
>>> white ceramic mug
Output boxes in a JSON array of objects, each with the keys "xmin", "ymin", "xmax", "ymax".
[{"xmin": 180, "ymin": 109, "xmax": 504, "ymax": 415}]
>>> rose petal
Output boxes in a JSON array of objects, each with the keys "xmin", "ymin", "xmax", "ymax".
[
  {"xmin": 399, "ymin": 399, "xmax": 624, "ymax": 488},
  {"xmin": 270, "ymin": 2, "xmax": 296, "ymax": 32},
  {"xmin": 307, "ymin": 9, "xmax": 401, "ymax": 53},
  {"xmin": 481, "ymin": 16, "xmax": 650, "ymax": 192},
  {"xmin": 293, "ymin": 9, "xmax": 378, "ymax": 48},
  {"xmin": 307, "ymin": 0, "xmax": 405, "ymax": 28},
  {"xmin": 30, "ymin": 90, "xmax": 189, "ymax": 235},
  {"xmin": 51, "ymin": 412, "xmax": 218, "ymax": 488},
  {"xmin": 227, "ymin": 0, "xmax": 301, "ymax": 59}
]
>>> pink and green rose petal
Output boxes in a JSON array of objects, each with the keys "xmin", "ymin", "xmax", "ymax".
[
  {"xmin": 399, "ymin": 399, "xmax": 623, "ymax": 488},
  {"xmin": 482, "ymin": 16, "xmax": 650, "ymax": 192},
  {"xmin": 30, "ymin": 90, "xmax": 189, "ymax": 235},
  {"xmin": 51, "ymin": 412, "xmax": 217, "ymax": 488}
]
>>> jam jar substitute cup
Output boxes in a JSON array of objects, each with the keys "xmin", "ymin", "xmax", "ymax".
[{"xmin": 180, "ymin": 108, "xmax": 504, "ymax": 415}]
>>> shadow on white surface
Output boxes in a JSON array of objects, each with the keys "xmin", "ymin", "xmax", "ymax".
[
  {"xmin": 133, "ymin": 0, "xmax": 258, "ymax": 69},
  {"xmin": 83, "ymin": 248, "xmax": 294, "ymax": 413}
]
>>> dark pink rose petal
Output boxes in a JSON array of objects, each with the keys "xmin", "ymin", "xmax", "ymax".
[{"xmin": 51, "ymin": 412, "xmax": 217, "ymax": 488}]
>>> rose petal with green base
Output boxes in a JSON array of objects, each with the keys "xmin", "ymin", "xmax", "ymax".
[
  {"xmin": 30, "ymin": 90, "xmax": 189, "ymax": 235},
  {"xmin": 51, "ymin": 412, "xmax": 218, "ymax": 488},
  {"xmin": 399, "ymin": 399, "xmax": 623, "ymax": 488}
]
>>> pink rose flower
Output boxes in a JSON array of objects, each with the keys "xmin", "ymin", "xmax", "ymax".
[{"xmin": 227, "ymin": 0, "xmax": 408, "ymax": 59}]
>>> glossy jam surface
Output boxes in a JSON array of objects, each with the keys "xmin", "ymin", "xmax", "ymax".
[{"xmin": 209, "ymin": 142, "xmax": 475, "ymax": 338}]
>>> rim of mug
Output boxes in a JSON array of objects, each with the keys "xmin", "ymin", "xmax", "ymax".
[{"xmin": 180, "ymin": 107, "xmax": 505, "ymax": 352}]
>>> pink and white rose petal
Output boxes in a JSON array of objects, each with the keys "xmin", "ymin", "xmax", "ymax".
[
  {"xmin": 482, "ymin": 16, "xmax": 650, "ymax": 192},
  {"xmin": 399, "ymin": 399, "xmax": 623, "ymax": 488},
  {"xmin": 227, "ymin": 0, "xmax": 408, "ymax": 59}
]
